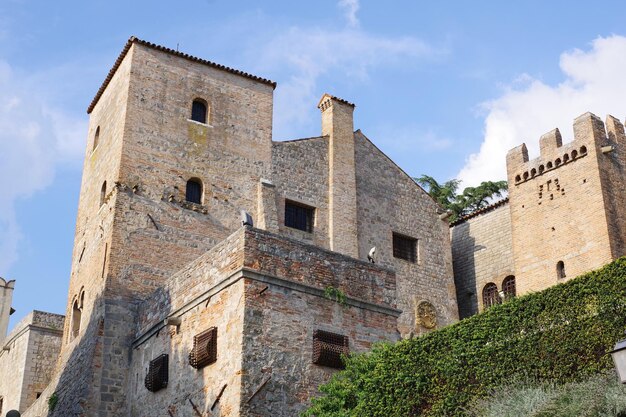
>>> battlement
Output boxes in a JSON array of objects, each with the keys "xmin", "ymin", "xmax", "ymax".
[{"xmin": 507, "ymin": 112, "xmax": 625, "ymax": 185}]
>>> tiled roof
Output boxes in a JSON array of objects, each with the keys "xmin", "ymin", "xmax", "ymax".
[
  {"xmin": 87, "ymin": 36, "xmax": 277, "ymax": 114},
  {"xmin": 449, "ymin": 197, "xmax": 509, "ymax": 226},
  {"xmin": 317, "ymin": 93, "xmax": 356, "ymax": 108}
]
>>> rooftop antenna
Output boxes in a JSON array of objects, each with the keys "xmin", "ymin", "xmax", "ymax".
[{"xmin": 176, "ymin": 43, "xmax": 180, "ymax": 52}]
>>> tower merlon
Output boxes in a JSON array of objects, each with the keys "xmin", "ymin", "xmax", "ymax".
[
  {"xmin": 573, "ymin": 111, "xmax": 606, "ymax": 144},
  {"xmin": 539, "ymin": 128, "xmax": 563, "ymax": 157},
  {"xmin": 0, "ymin": 277, "xmax": 15, "ymax": 343},
  {"xmin": 506, "ymin": 143, "xmax": 529, "ymax": 171},
  {"xmin": 605, "ymin": 115, "xmax": 626, "ymax": 145}
]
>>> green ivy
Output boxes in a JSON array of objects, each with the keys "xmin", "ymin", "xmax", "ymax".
[
  {"xmin": 304, "ymin": 258, "xmax": 626, "ymax": 417},
  {"xmin": 325, "ymin": 286, "xmax": 347, "ymax": 306},
  {"xmin": 48, "ymin": 392, "xmax": 59, "ymax": 412}
]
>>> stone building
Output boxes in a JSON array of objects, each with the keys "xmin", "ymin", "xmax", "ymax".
[
  {"xmin": 451, "ymin": 113, "xmax": 626, "ymax": 317},
  {"xmin": 0, "ymin": 37, "xmax": 458, "ymax": 416},
  {"xmin": 2, "ymin": 35, "xmax": 624, "ymax": 417}
]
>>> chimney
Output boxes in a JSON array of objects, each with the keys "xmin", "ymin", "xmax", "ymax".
[
  {"xmin": 318, "ymin": 94, "xmax": 359, "ymax": 258},
  {"xmin": 0, "ymin": 278, "xmax": 15, "ymax": 343}
]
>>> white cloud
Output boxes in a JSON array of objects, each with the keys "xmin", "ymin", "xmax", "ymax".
[
  {"xmin": 0, "ymin": 60, "xmax": 86, "ymax": 270},
  {"xmin": 338, "ymin": 0, "xmax": 360, "ymax": 28},
  {"xmin": 458, "ymin": 35, "xmax": 626, "ymax": 187},
  {"xmin": 255, "ymin": 25, "xmax": 437, "ymax": 139}
]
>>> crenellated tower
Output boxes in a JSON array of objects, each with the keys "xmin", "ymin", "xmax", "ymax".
[{"xmin": 506, "ymin": 112, "xmax": 626, "ymax": 294}]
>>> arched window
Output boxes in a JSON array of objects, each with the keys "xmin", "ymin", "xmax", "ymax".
[
  {"xmin": 93, "ymin": 126, "xmax": 100, "ymax": 151},
  {"xmin": 186, "ymin": 178, "xmax": 202, "ymax": 204},
  {"xmin": 100, "ymin": 181, "xmax": 107, "ymax": 207},
  {"xmin": 482, "ymin": 283, "xmax": 500, "ymax": 309},
  {"xmin": 571, "ymin": 150, "xmax": 578, "ymax": 159},
  {"xmin": 502, "ymin": 276, "xmax": 516, "ymax": 299},
  {"xmin": 557, "ymin": 261, "xmax": 566, "ymax": 279},
  {"xmin": 71, "ymin": 300, "xmax": 81, "ymax": 340},
  {"xmin": 580, "ymin": 146, "xmax": 587, "ymax": 155},
  {"xmin": 191, "ymin": 99, "xmax": 208, "ymax": 124}
]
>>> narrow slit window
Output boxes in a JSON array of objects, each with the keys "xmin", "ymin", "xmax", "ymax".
[
  {"xmin": 93, "ymin": 126, "xmax": 100, "ymax": 151},
  {"xmin": 71, "ymin": 299, "xmax": 81, "ymax": 340},
  {"xmin": 557, "ymin": 261, "xmax": 566, "ymax": 279},
  {"xmin": 191, "ymin": 99, "xmax": 208, "ymax": 124},
  {"xmin": 100, "ymin": 181, "xmax": 107, "ymax": 207},
  {"xmin": 186, "ymin": 178, "xmax": 203, "ymax": 204},
  {"xmin": 285, "ymin": 200, "xmax": 314, "ymax": 232},
  {"xmin": 312, "ymin": 330, "xmax": 349, "ymax": 369},
  {"xmin": 392, "ymin": 233, "xmax": 417, "ymax": 263}
]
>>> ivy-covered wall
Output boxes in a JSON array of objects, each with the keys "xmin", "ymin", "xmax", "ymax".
[{"xmin": 305, "ymin": 258, "xmax": 626, "ymax": 417}]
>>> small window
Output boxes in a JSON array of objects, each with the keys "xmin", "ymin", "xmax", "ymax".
[
  {"xmin": 189, "ymin": 327, "xmax": 217, "ymax": 369},
  {"xmin": 482, "ymin": 283, "xmax": 500, "ymax": 309},
  {"xmin": 71, "ymin": 299, "xmax": 81, "ymax": 340},
  {"xmin": 393, "ymin": 233, "xmax": 417, "ymax": 263},
  {"xmin": 145, "ymin": 354, "xmax": 169, "ymax": 392},
  {"xmin": 93, "ymin": 126, "xmax": 100, "ymax": 151},
  {"xmin": 502, "ymin": 276, "xmax": 516, "ymax": 299},
  {"xmin": 100, "ymin": 181, "xmax": 107, "ymax": 207},
  {"xmin": 557, "ymin": 261, "xmax": 566, "ymax": 279},
  {"xmin": 191, "ymin": 99, "xmax": 208, "ymax": 124},
  {"xmin": 285, "ymin": 200, "xmax": 314, "ymax": 232},
  {"xmin": 185, "ymin": 178, "xmax": 203, "ymax": 204},
  {"xmin": 312, "ymin": 330, "xmax": 349, "ymax": 369},
  {"xmin": 36, "ymin": 392, "xmax": 42, "ymax": 399},
  {"xmin": 580, "ymin": 146, "xmax": 587, "ymax": 155}
]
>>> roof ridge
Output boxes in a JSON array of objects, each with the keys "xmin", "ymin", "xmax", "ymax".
[
  {"xmin": 87, "ymin": 36, "xmax": 277, "ymax": 114},
  {"xmin": 449, "ymin": 197, "xmax": 509, "ymax": 226}
]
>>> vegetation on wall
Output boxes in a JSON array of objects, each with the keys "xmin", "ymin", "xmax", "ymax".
[
  {"xmin": 304, "ymin": 258, "xmax": 626, "ymax": 417},
  {"xmin": 415, "ymin": 175, "xmax": 507, "ymax": 221}
]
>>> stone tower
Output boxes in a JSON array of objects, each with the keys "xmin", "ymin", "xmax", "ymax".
[
  {"xmin": 0, "ymin": 277, "xmax": 15, "ymax": 342},
  {"xmin": 52, "ymin": 37, "xmax": 276, "ymax": 416},
  {"xmin": 506, "ymin": 113, "xmax": 626, "ymax": 293}
]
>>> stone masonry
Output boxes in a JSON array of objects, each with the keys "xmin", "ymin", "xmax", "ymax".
[{"xmin": 5, "ymin": 36, "xmax": 457, "ymax": 417}]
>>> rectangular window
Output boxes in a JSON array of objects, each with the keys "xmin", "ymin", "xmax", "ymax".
[
  {"xmin": 393, "ymin": 232, "xmax": 417, "ymax": 263},
  {"xmin": 312, "ymin": 330, "xmax": 349, "ymax": 369},
  {"xmin": 285, "ymin": 200, "xmax": 315, "ymax": 232}
]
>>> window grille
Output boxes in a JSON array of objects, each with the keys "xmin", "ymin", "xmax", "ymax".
[
  {"xmin": 392, "ymin": 233, "xmax": 417, "ymax": 263},
  {"xmin": 186, "ymin": 179, "xmax": 202, "ymax": 204},
  {"xmin": 482, "ymin": 283, "xmax": 500, "ymax": 309},
  {"xmin": 145, "ymin": 354, "xmax": 168, "ymax": 392},
  {"xmin": 312, "ymin": 330, "xmax": 349, "ymax": 369},
  {"xmin": 502, "ymin": 276, "xmax": 516, "ymax": 299},
  {"xmin": 189, "ymin": 327, "xmax": 217, "ymax": 369},
  {"xmin": 191, "ymin": 100, "xmax": 207, "ymax": 124},
  {"xmin": 285, "ymin": 200, "xmax": 314, "ymax": 232}
]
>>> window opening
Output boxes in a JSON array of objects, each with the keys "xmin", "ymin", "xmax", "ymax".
[
  {"xmin": 71, "ymin": 299, "xmax": 82, "ymax": 340},
  {"xmin": 482, "ymin": 283, "xmax": 500, "ymax": 309},
  {"xmin": 285, "ymin": 200, "xmax": 314, "ymax": 232},
  {"xmin": 191, "ymin": 99, "xmax": 208, "ymax": 124},
  {"xmin": 100, "ymin": 181, "xmax": 107, "ymax": 207},
  {"xmin": 93, "ymin": 126, "xmax": 100, "ymax": 151},
  {"xmin": 393, "ymin": 233, "xmax": 417, "ymax": 263},
  {"xmin": 557, "ymin": 261, "xmax": 566, "ymax": 279},
  {"xmin": 502, "ymin": 276, "xmax": 516, "ymax": 299},
  {"xmin": 312, "ymin": 330, "xmax": 349, "ymax": 369},
  {"xmin": 189, "ymin": 327, "xmax": 217, "ymax": 369},
  {"xmin": 185, "ymin": 178, "xmax": 203, "ymax": 204},
  {"xmin": 145, "ymin": 354, "xmax": 169, "ymax": 392}
]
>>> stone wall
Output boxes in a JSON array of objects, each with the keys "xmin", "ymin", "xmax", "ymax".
[
  {"xmin": 354, "ymin": 132, "xmax": 458, "ymax": 337},
  {"xmin": 506, "ymin": 114, "xmax": 623, "ymax": 294},
  {"xmin": 450, "ymin": 202, "xmax": 513, "ymax": 318},
  {"xmin": 0, "ymin": 311, "xmax": 64, "ymax": 414}
]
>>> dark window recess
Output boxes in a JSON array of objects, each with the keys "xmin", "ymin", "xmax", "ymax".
[
  {"xmin": 285, "ymin": 201, "xmax": 314, "ymax": 232},
  {"xmin": 186, "ymin": 179, "xmax": 202, "ymax": 204},
  {"xmin": 392, "ymin": 233, "xmax": 417, "ymax": 262},
  {"xmin": 482, "ymin": 283, "xmax": 500, "ymax": 309},
  {"xmin": 557, "ymin": 261, "xmax": 566, "ymax": 279},
  {"xmin": 191, "ymin": 100, "xmax": 207, "ymax": 124},
  {"xmin": 312, "ymin": 330, "xmax": 349, "ymax": 369},
  {"xmin": 502, "ymin": 276, "xmax": 516, "ymax": 299},
  {"xmin": 189, "ymin": 327, "xmax": 217, "ymax": 369},
  {"xmin": 145, "ymin": 354, "xmax": 168, "ymax": 392}
]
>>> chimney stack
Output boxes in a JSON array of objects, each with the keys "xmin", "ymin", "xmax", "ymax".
[{"xmin": 318, "ymin": 94, "xmax": 359, "ymax": 258}]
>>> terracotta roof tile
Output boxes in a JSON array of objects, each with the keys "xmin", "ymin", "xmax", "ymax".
[
  {"xmin": 449, "ymin": 197, "xmax": 509, "ymax": 226},
  {"xmin": 87, "ymin": 36, "xmax": 277, "ymax": 114}
]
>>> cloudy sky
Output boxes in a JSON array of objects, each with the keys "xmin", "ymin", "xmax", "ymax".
[{"xmin": 2, "ymin": 0, "xmax": 626, "ymax": 327}]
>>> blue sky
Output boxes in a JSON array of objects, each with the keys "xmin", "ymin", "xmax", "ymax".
[{"xmin": 2, "ymin": 0, "xmax": 626, "ymax": 329}]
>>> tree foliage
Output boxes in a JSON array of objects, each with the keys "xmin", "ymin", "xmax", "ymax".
[
  {"xmin": 415, "ymin": 175, "xmax": 507, "ymax": 221},
  {"xmin": 304, "ymin": 258, "xmax": 626, "ymax": 417}
]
